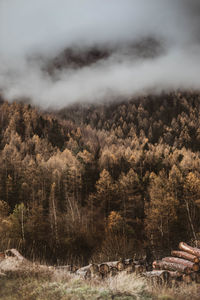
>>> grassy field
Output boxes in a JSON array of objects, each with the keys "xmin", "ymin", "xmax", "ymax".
[{"xmin": 0, "ymin": 271, "xmax": 200, "ymax": 300}]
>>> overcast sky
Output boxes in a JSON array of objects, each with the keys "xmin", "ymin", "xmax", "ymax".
[{"xmin": 0, "ymin": 0, "xmax": 200, "ymax": 108}]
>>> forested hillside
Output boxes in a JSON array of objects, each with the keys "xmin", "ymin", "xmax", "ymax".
[{"xmin": 0, "ymin": 91, "xmax": 200, "ymax": 265}]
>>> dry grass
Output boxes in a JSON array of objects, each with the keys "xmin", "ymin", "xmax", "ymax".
[
  {"xmin": 103, "ymin": 272, "xmax": 150, "ymax": 299},
  {"xmin": 0, "ymin": 269, "xmax": 200, "ymax": 300},
  {"xmin": 150, "ymin": 281, "xmax": 200, "ymax": 300}
]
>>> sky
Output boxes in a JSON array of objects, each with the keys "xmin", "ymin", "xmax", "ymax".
[{"xmin": 0, "ymin": 0, "xmax": 200, "ymax": 108}]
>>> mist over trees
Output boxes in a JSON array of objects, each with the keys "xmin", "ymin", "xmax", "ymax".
[{"xmin": 0, "ymin": 91, "xmax": 200, "ymax": 265}]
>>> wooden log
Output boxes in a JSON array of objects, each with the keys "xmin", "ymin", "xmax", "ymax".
[
  {"xmin": 99, "ymin": 261, "xmax": 125, "ymax": 272},
  {"xmin": 109, "ymin": 267, "xmax": 118, "ymax": 277},
  {"xmin": 76, "ymin": 268, "xmax": 91, "ymax": 279},
  {"xmin": 144, "ymin": 272, "xmax": 163, "ymax": 286},
  {"xmin": 190, "ymin": 272, "xmax": 200, "ymax": 284},
  {"xmin": 145, "ymin": 270, "xmax": 170, "ymax": 284},
  {"xmin": 168, "ymin": 271, "xmax": 182, "ymax": 279},
  {"xmin": 151, "ymin": 276, "xmax": 163, "ymax": 286},
  {"xmin": 124, "ymin": 258, "xmax": 133, "ymax": 265},
  {"xmin": 162, "ymin": 257, "xmax": 199, "ymax": 272},
  {"xmin": 153, "ymin": 260, "xmax": 191, "ymax": 274},
  {"xmin": 182, "ymin": 274, "xmax": 192, "ymax": 284},
  {"xmin": 0, "ymin": 252, "xmax": 5, "ymax": 261},
  {"xmin": 166, "ymin": 271, "xmax": 182, "ymax": 287},
  {"xmin": 71, "ymin": 265, "xmax": 78, "ymax": 273},
  {"xmin": 55, "ymin": 265, "xmax": 74, "ymax": 272},
  {"xmin": 89, "ymin": 263, "xmax": 99, "ymax": 274},
  {"xmin": 179, "ymin": 242, "xmax": 200, "ymax": 258},
  {"xmin": 126, "ymin": 264, "xmax": 135, "ymax": 274},
  {"xmin": 195, "ymin": 273, "xmax": 200, "ymax": 284},
  {"xmin": 134, "ymin": 260, "xmax": 146, "ymax": 266},
  {"xmin": 91, "ymin": 271, "xmax": 103, "ymax": 280},
  {"xmin": 135, "ymin": 265, "xmax": 146, "ymax": 275},
  {"xmin": 152, "ymin": 260, "xmax": 160, "ymax": 270},
  {"xmin": 0, "ymin": 271, "xmax": 6, "ymax": 277},
  {"xmin": 5, "ymin": 249, "xmax": 25, "ymax": 260},
  {"xmin": 99, "ymin": 263, "xmax": 110, "ymax": 275},
  {"xmin": 116, "ymin": 261, "xmax": 125, "ymax": 271},
  {"xmin": 171, "ymin": 250, "xmax": 199, "ymax": 264}
]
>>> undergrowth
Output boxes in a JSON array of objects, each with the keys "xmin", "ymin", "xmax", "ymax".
[{"xmin": 0, "ymin": 271, "xmax": 200, "ymax": 300}]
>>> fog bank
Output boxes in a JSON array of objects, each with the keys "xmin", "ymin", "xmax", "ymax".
[{"xmin": 0, "ymin": 0, "xmax": 200, "ymax": 108}]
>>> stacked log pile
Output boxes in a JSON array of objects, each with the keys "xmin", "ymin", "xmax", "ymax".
[
  {"xmin": 74, "ymin": 258, "xmax": 146, "ymax": 279},
  {"xmin": 57, "ymin": 242, "xmax": 200, "ymax": 284},
  {"xmin": 150, "ymin": 242, "xmax": 200, "ymax": 285},
  {"xmin": 1, "ymin": 243, "xmax": 200, "ymax": 286}
]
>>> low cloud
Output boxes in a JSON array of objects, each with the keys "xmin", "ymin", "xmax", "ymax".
[{"xmin": 0, "ymin": 0, "xmax": 200, "ymax": 108}]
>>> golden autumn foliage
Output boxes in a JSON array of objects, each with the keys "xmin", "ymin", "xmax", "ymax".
[{"xmin": 0, "ymin": 92, "xmax": 200, "ymax": 263}]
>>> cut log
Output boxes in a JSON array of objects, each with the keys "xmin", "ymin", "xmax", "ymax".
[
  {"xmin": 182, "ymin": 274, "xmax": 192, "ymax": 284},
  {"xmin": 0, "ymin": 271, "xmax": 6, "ymax": 277},
  {"xmin": 5, "ymin": 249, "xmax": 25, "ymax": 261},
  {"xmin": 126, "ymin": 264, "xmax": 135, "ymax": 274},
  {"xmin": 171, "ymin": 250, "xmax": 199, "ymax": 264},
  {"xmin": 145, "ymin": 270, "xmax": 170, "ymax": 284},
  {"xmin": 99, "ymin": 263, "xmax": 110, "ymax": 275},
  {"xmin": 91, "ymin": 271, "xmax": 103, "ymax": 280},
  {"xmin": 0, "ymin": 252, "xmax": 5, "ymax": 261},
  {"xmin": 71, "ymin": 265, "xmax": 78, "ymax": 273},
  {"xmin": 152, "ymin": 260, "xmax": 160, "ymax": 270},
  {"xmin": 55, "ymin": 265, "xmax": 75, "ymax": 272},
  {"xmin": 99, "ymin": 261, "xmax": 125, "ymax": 272},
  {"xmin": 195, "ymin": 273, "xmax": 200, "ymax": 284},
  {"xmin": 168, "ymin": 271, "xmax": 182, "ymax": 279},
  {"xmin": 179, "ymin": 242, "xmax": 200, "ymax": 258},
  {"xmin": 89, "ymin": 263, "xmax": 99, "ymax": 274},
  {"xmin": 144, "ymin": 272, "xmax": 164, "ymax": 286},
  {"xmin": 153, "ymin": 260, "xmax": 191, "ymax": 274},
  {"xmin": 109, "ymin": 267, "xmax": 118, "ymax": 277},
  {"xmin": 76, "ymin": 268, "xmax": 91, "ymax": 279},
  {"xmin": 162, "ymin": 257, "xmax": 199, "ymax": 272},
  {"xmin": 190, "ymin": 272, "xmax": 200, "ymax": 284},
  {"xmin": 135, "ymin": 265, "xmax": 146, "ymax": 274},
  {"xmin": 167, "ymin": 271, "xmax": 182, "ymax": 286},
  {"xmin": 76, "ymin": 265, "xmax": 92, "ymax": 279},
  {"xmin": 124, "ymin": 258, "xmax": 133, "ymax": 265},
  {"xmin": 116, "ymin": 261, "xmax": 125, "ymax": 271}
]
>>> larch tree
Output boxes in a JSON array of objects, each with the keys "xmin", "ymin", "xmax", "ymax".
[{"xmin": 145, "ymin": 171, "xmax": 178, "ymax": 249}]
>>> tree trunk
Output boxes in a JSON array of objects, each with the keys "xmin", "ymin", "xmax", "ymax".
[
  {"xmin": 171, "ymin": 250, "xmax": 199, "ymax": 263},
  {"xmin": 179, "ymin": 242, "xmax": 200, "ymax": 258},
  {"xmin": 185, "ymin": 200, "xmax": 197, "ymax": 245},
  {"xmin": 162, "ymin": 257, "xmax": 199, "ymax": 272}
]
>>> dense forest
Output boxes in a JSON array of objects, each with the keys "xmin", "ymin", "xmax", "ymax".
[{"xmin": 0, "ymin": 91, "xmax": 200, "ymax": 265}]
